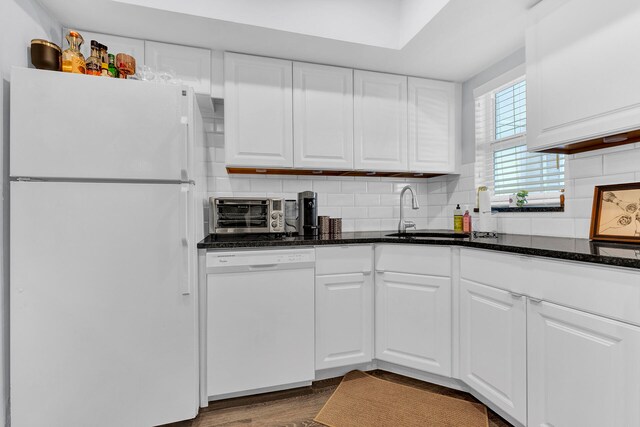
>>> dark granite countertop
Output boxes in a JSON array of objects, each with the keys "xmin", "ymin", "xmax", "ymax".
[{"xmin": 198, "ymin": 230, "xmax": 640, "ymax": 270}]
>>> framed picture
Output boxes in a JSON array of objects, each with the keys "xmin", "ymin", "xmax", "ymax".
[{"xmin": 590, "ymin": 182, "xmax": 640, "ymax": 243}]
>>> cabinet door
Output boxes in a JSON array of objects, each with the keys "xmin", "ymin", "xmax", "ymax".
[
  {"xmin": 528, "ymin": 300, "xmax": 640, "ymax": 427},
  {"xmin": 526, "ymin": 0, "xmax": 640, "ymax": 150},
  {"xmin": 316, "ymin": 272, "xmax": 373, "ymax": 370},
  {"xmin": 354, "ymin": 71, "xmax": 408, "ymax": 172},
  {"xmin": 460, "ymin": 279, "xmax": 526, "ymax": 425},
  {"xmin": 408, "ymin": 78, "xmax": 458, "ymax": 173},
  {"xmin": 224, "ymin": 53, "xmax": 293, "ymax": 168},
  {"xmin": 145, "ymin": 41, "xmax": 211, "ymax": 95},
  {"xmin": 375, "ymin": 271, "xmax": 451, "ymax": 376},
  {"xmin": 65, "ymin": 28, "xmax": 145, "ymax": 66},
  {"xmin": 293, "ymin": 62, "xmax": 353, "ymax": 170}
]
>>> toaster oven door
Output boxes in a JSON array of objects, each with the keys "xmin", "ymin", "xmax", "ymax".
[{"xmin": 213, "ymin": 200, "xmax": 270, "ymax": 233}]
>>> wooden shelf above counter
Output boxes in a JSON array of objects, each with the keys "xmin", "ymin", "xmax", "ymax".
[
  {"xmin": 540, "ymin": 129, "xmax": 640, "ymax": 155},
  {"xmin": 226, "ymin": 167, "xmax": 446, "ymax": 179}
]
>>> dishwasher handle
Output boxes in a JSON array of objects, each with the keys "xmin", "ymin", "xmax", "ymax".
[{"xmin": 248, "ymin": 264, "xmax": 279, "ymax": 271}]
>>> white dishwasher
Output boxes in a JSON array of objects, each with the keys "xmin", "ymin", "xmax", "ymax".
[{"xmin": 205, "ymin": 248, "xmax": 315, "ymax": 399}]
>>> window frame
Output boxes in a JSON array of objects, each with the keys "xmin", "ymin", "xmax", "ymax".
[{"xmin": 474, "ymin": 66, "xmax": 564, "ymax": 209}]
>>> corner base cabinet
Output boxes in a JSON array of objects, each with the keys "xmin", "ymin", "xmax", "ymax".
[
  {"xmin": 527, "ymin": 300, "xmax": 640, "ymax": 427},
  {"xmin": 374, "ymin": 245, "xmax": 452, "ymax": 376},
  {"xmin": 459, "ymin": 279, "xmax": 526, "ymax": 425}
]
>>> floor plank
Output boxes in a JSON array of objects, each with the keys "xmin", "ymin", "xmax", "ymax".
[{"xmin": 162, "ymin": 370, "xmax": 512, "ymax": 427}]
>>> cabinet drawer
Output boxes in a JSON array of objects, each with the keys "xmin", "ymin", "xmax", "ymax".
[
  {"xmin": 376, "ymin": 245, "xmax": 450, "ymax": 277},
  {"xmin": 528, "ymin": 257, "xmax": 640, "ymax": 327},
  {"xmin": 462, "ymin": 248, "xmax": 640, "ymax": 327},
  {"xmin": 460, "ymin": 249, "xmax": 529, "ymax": 294},
  {"xmin": 315, "ymin": 245, "xmax": 372, "ymax": 275}
]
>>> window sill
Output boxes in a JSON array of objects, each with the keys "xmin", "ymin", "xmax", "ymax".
[{"xmin": 473, "ymin": 206, "xmax": 564, "ymax": 213}]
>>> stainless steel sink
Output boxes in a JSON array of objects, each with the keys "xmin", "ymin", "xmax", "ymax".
[{"xmin": 386, "ymin": 231, "xmax": 470, "ymax": 238}]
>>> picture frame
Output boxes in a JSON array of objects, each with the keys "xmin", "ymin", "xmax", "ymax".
[{"xmin": 590, "ymin": 182, "xmax": 640, "ymax": 243}]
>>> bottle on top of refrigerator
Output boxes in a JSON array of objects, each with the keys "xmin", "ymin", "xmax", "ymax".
[
  {"xmin": 453, "ymin": 204, "xmax": 463, "ymax": 232},
  {"xmin": 107, "ymin": 54, "xmax": 119, "ymax": 78},
  {"xmin": 463, "ymin": 205, "xmax": 472, "ymax": 233},
  {"xmin": 85, "ymin": 41, "xmax": 101, "ymax": 76},
  {"xmin": 61, "ymin": 30, "xmax": 86, "ymax": 74},
  {"xmin": 99, "ymin": 44, "xmax": 109, "ymax": 77}
]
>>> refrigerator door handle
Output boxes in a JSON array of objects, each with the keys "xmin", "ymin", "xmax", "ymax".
[
  {"xmin": 180, "ymin": 184, "xmax": 192, "ymax": 295},
  {"xmin": 180, "ymin": 116, "xmax": 190, "ymax": 182}
]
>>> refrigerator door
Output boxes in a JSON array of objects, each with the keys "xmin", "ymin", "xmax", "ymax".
[
  {"xmin": 10, "ymin": 67, "xmax": 190, "ymax": 181},
  {"xmin": 10, "ymin": 181, "xmax": 198, "ymax": 427}
]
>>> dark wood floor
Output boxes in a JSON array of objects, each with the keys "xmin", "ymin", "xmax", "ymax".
[{"xmin": 163, "ymin": 370, "xmax": 512, "ymax": 427}]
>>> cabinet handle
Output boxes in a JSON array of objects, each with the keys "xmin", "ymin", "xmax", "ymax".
[
  {"xmin": 362, "ymin": 270, "xmax": 372, "ymax": 276},
  {"xmin": 529, "ymin": 297, "xmax": 543, "ymax": 304},
  {"xmin": 510, "ymin": 292, "xmax": 524, "ymax": 299},
  {"xmin": 375, "ymin": 270, "xmax": 386, "ymax": 274}
]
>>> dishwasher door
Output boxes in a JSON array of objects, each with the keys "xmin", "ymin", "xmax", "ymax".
[{"xmin": 206, "ymin": 249, "xmax": 315, "ymax": 399}]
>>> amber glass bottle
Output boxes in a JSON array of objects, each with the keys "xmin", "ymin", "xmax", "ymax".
[
  {"xmin": 61, "ymin": 30, "xmax": 86, "ymax": 74},
  {"xmin": 85, "ymin": 40, "xmax": 101, "ymax": 76}
]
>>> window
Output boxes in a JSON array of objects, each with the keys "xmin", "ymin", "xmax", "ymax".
[{"xmin": 475, "ymin": 69, "xmax": 564, "ymax": 207}]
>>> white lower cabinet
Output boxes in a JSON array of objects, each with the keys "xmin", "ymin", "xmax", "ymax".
[
  {"xmin": 527, "ymin": 300, "xmax": 640, "ymax": 427},
  {"xmin": 459, "ymin": 279, "xmax": 527, "ymax": 425},
  {"xmin": 375, "ymin": 271, "xmax": 451, "ymax": 375},
  {"xmin": 315, "ymin": 246, "xmax": 373, "ymax": 370}
]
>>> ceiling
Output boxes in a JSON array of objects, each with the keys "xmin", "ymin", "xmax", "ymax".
[{"xmin": 38, "ymin": 0, "xmax": 538, "ymax": 82}]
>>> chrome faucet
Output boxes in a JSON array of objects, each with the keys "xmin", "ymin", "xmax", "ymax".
[{"xmin": 398, "ymin": 185, "xmax": 420, "ymax": 233}]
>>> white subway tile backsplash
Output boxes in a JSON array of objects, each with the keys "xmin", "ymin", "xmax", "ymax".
[
  {"xmin": 355, "ymin": 194, "xmax": 380, "ymax": 206},
  {"xmin": 566, "ymin": 155, "xmax": 602, "ymax": 179},
  {"xmin": 531, "ymin": 218, "xmax": 575, "ymax": 238},
  {"xmin": 341, "ymin": 207, "xmax": 369, "ymax": 219},
  {"xmin": 368, "ymin": 206, "xmax": 393, "ymax": 218},
  {"xmin": 367, "ymin": 181, "xmax": 393, "ymax": 193},
  {"xmin": 602, "ymin": 149, "xmax": 640, "ymax": 175},
  {"xmin": 573, "ymin": 173, "xmax": 636, "ymax": 198},
  {"xmin": 341, "ymin": 181, "xmax": 367, "ymax": 193},
  {"xmin": 327, "ymin": 194, "xmax": 355, "ymax": 207},
  {"xmin": 250, "ymin": 178, "xmax": 281, "ymax": 192},
  {"xmin": 312, "ymin": 180, "xmax": 340, "ymax": 193}
]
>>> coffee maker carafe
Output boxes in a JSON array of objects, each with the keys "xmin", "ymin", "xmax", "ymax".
[{"xmin": 298, "ymin": 191, "xmax": 318, "ymax": 237}]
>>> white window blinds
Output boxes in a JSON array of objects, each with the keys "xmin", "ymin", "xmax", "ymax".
[{"xmin": 474, "ymin": 74, "xmax": 564, "ymax": 206}]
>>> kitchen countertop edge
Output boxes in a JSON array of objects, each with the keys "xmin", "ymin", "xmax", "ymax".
[{"xmin": 197, "ymin": 232, "xmax": 640, "ymax": 270}]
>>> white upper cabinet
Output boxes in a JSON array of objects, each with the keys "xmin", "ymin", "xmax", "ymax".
[
  {"xmin": 65, "ymin": 29, "xmax": 145, "ymax": 66},
  {"xmin": 145, "ymin": 41, "xmax": 211, "ymax": 95},
  {"xmin": 293, "ymin": 62, "xmax": 354, "ymax": 170},
  {"xmin": 224, "ymin": 53, "xmax": 293, "ymax": 168},
  {"xmin": 527, "ymin": 300, "xmax": 640, "ymax": 427},
  {"xmin": 408, "ymin": 78, "xmax": 459, "ymax": 173},
  {"xmin": 526, "ymin": 0, "xmax": 640, "ymax": 151},
  {"xmin": 354, "ymin": 71, "xmax": 408, "ymax": 172}
]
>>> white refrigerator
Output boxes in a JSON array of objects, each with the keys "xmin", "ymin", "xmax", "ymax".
[{"xmin": 9, "ymin": 67, "xmax": 207, "ymax": 427}]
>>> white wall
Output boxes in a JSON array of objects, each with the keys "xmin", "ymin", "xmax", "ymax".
[{"xmin": 0, "ymin": 1, "xmax": 61, "ymax": 425}]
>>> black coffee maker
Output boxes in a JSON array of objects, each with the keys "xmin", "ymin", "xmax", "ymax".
[{"xmin": 297, "ymin": 191, "xmax": 318, "ymax": 237}]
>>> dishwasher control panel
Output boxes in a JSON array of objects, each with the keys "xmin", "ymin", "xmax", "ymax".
[{"xmin": 207, "ymin": 249, "xmax": 315, "ymax": 268}]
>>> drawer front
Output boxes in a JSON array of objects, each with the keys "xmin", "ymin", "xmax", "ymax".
[
  {"xmin": 461, "ymin": 248, "xmax": 640, "ymax": 327},
  {"xmin": 460, "ymin": 249, "xmax": 529, "ymax": 294},
  {"xmin": 376, "ymin": 245, "xmax": 451, "ymax": 277},
  {"xmin": 315, "ymin": 245, "xmax": 373, "ymax": 275}
]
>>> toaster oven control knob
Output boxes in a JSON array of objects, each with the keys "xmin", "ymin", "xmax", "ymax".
[
  {"xmin": 271, "ymin": 220, "xmax": 278, "ymax": 228},
  {"xmin": 271, "ymin": 213, "xmax": 277, "ymax": 219}
]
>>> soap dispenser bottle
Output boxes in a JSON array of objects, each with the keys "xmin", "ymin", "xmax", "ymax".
[
  {"xmin": 453, "ymin": 204, "xmax": 463, "ymax": 232},
  {"xmin": 463, "ymin": 205, "xmax": 472, "ymax": 233}
]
